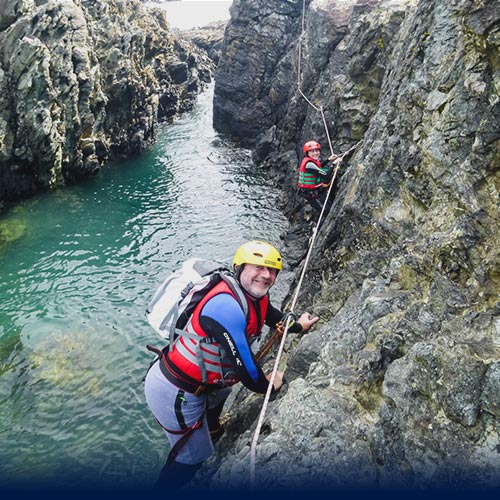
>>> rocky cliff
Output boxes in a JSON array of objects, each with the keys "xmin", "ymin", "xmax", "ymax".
[
  {"xmin": 178, "ymin": 20, "xmax": 226, "ymax": 65},
  {"xmin": 0, "ymin": 0, "xmax": 213, "ymax": 205},
  {"xmin": 207, "ymin": 0, "xmax": 500, "ymax": 491}
]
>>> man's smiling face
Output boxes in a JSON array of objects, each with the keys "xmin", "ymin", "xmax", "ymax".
[{"xmin": 238, "ymin": 264, "xmax": 277, "ymax": 298}]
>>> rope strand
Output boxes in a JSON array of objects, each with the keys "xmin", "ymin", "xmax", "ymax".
[{"xmin": 249, "ymin": 0, "xmax": 341, "ymax": 487}]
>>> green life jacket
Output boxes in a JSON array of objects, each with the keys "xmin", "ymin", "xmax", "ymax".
[{"xmin": 297, "ymin": 157, "xmax": 325, "ymax": 189}]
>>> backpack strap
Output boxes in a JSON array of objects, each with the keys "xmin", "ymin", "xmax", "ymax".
[
  {"xmin": 167, "ymin": 281, "xmax": 197, "ymax": 348},
  {"xmin": 172, "ymin": 271, "xmax": 249, "ymax": 343},
  {"xmin": 219, "ymin": 273, "xmax": 249, "ymax": 320}
]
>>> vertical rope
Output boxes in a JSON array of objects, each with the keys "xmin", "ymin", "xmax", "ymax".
[
  {"xmin": 249, "ymin": 0, "xmax": 345, "ymax": 487},
  {"xmin": 297, "ymin": 0, "xmax": 320, "ymax": 112},
  {"xmin": 249, "ymin": 164, "xmax": 340, "ymax": 487}
]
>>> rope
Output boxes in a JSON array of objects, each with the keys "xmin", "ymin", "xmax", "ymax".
[
  {"xmin": 249, "ymin": 0, "xmax": 343, "ymax": 487},
  {"xmin": 249, "ymin": 166, "xmax": 340, "ymax": 486},
  {"xmin": 249, "ymin": 167, "xmax": 338, "ymax": 481}
]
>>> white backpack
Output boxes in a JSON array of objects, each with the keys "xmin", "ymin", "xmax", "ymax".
[{"xmin": 146, "ymin": 258, "xmax": 248, "ymax": 347}]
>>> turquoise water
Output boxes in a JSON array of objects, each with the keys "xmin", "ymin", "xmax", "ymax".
[{"xmin": 0, "ymin": 85, "xmax": 288, "ymax": 488}]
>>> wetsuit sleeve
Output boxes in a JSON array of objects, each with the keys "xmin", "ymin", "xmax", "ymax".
[
  {"xmin": 198, "ymin": 293, "xmax": 273, "ymax": 394},
  {"xmin": 265, "ymin": 301, "xmax": 303, "ymax": 334},
  {"xmin": 305, "ymin": 160, "xmax": 334, "ymax": 183}
]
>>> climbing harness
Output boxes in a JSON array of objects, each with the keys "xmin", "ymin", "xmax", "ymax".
[
  {"xmin": 249, "ymin": 0, "xmax": 360, "ymax": 487},
  {"xmin": 160, "ymin": 415, "xmax": 204, "ymax": 467}
]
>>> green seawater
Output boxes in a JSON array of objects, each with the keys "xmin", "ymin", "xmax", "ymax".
[{"xmin": 0, "ymin": 85, "xmax": 289, "ymax": 488}]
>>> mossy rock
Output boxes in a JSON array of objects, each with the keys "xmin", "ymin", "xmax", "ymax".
[
  {"xmin": 0, "ymin": 218, "xmax": 27, "ymax": 250},
  {"xmin": 30, "ymin": 332, "xmax": 101, "ymax": 397}
]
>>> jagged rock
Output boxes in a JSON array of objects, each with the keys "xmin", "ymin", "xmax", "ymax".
[
  {"xmin": 178, "ymin": 20, "xmax": 227, "ymax": 65},
  {"xmin": 168, "ymin": 60, "xmax": 189, "ymax": 84},
  {"xmin": 0, "ymin": 0, "xmax": 215, "ymax": 204}
]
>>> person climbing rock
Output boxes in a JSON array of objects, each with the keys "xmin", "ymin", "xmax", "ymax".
[
  {"xmin": 144, "ymin": 240, "xmax": 319, "ymax": 490},
  {"xmin": 297, "ymin": 140, "xmax": 342, "ymax": 215}
]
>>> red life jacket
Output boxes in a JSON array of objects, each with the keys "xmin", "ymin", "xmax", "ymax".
[
  {"xmin": 297, "ymin": 156, "xmax": 324, "ymax": 189},
  {"xmin": 167, "ymin": 280, "xmax": 268, "ymax": 385}
]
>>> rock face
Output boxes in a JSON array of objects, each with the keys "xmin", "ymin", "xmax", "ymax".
[
  {"xmin": 207, "ymin": 0, "xmax": 500, "ymax": 491},
  {"xmin": 0, "ymin": 0, "xmax": 213, "ymax": 205},
  {"xmin": 178, "ymin": 20, "xmax": 226, "ymax": 65},
  {"xmin": 213, "ymin": 0, "xmax": 303, "ymax": 145}
]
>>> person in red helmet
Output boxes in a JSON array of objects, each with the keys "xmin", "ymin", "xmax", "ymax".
[{"xmin": 297, "ymin": 140, "xmax": 342, "ymax": 214}]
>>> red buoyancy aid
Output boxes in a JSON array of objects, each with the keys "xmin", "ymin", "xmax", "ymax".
[
  {"xmin": 297, "ymin": 156, "xmax": 324, "ymax": 189},
  {"xmin": 167, "ymin": 280, "xmax": 268, "ymax": 386}
]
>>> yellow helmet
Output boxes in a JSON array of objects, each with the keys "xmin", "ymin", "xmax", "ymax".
[{"xmin": 233, "ymin": 240, "xmax": 283, "ymax": 271}]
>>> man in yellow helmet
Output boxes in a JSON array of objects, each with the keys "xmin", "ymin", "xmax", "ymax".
[{"xmin": 144, "ymin": 240, "xmax": 319, "ymax": 489}]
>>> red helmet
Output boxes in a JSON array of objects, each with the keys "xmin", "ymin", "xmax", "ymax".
[{"xmin": 303, "ymin": 141, "xmax": 321, "ymax": 154}]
